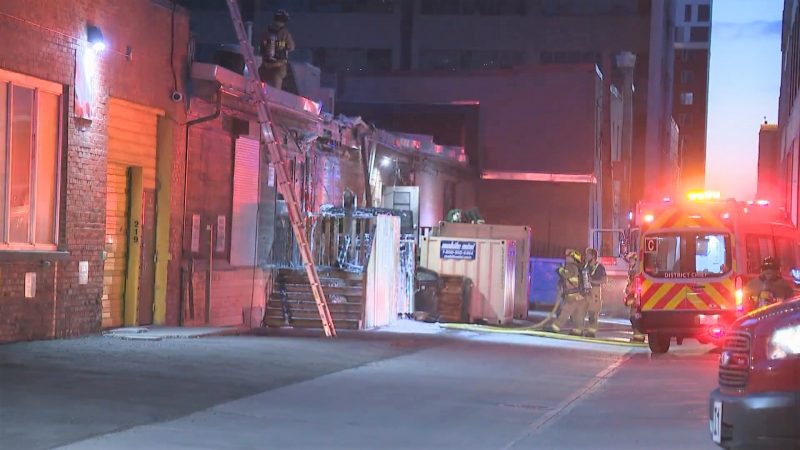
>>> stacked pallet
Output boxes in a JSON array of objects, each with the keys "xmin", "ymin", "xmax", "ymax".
[{"xmin": 437, "ymin": 275, "xmax": 472, "ymax": 323}]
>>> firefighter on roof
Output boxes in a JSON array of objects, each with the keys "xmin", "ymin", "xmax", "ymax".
[
  {"xmin": 582, "ymin": 248, "xmax": 607, "ymax": 338},
  {"xmin": 744, "ymin": 256, "xmax": 794, "ymax": 309},
  {"xmin": 548, "ymin": 249, "xmax": 587, "ymax": 335},
  {"xmin": 259, "ymin": 9, "xmax": 295, "ymax": 90}
]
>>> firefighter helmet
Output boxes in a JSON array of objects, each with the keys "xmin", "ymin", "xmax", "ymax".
[
  {"xmin": 274, "ymin": 9, "xmax": 289, "ymax": 23},
  {"xmin": 761, "ymin": 256, "xmax": 780, "ymax": 272},
  {"xmin": 565, "ymin": 249, "xmax": 582, "ymax": 263}
]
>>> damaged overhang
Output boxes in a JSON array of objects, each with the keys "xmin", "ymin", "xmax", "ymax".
[
  {"xmin": 481, "ymin": 171, "xmax": 597, "ymax": 184},
  {"xmin": 191, "ymin": 62, "xmax": 323, "ymax": 120}
]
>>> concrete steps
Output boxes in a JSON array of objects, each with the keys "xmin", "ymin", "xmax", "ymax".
[{"xmin": 265, "ymin": 269, "xmax": 365, "ymax": 330}]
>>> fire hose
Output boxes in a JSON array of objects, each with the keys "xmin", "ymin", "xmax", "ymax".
[{"xmin": 523, "ymin": 284, "xmax": 566, "ymax": 330}]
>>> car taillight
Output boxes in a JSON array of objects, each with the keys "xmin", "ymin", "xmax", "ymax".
[{"xmin": 735, "ymin": 276, "xmax": 743, "ymax": 312}]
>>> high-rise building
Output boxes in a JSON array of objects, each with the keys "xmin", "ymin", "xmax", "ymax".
[
  {"xmin": 758, "ymin": 123, "xmax": 781, "ymax": 202},
  {"xmin": 778, "ymin": 0, "xmax": 800, "ymax": 224},
  {"xmin": 672, "ymin": 0, "xmax": 712, "ymax": 191}
]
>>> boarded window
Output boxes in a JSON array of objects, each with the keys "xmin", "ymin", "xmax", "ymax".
[{"xmin": 230, "ymin": 137, "xmax": 260, "ymax": 266}]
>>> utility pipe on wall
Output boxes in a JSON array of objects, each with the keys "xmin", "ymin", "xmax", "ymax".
[{"xmin": 179, "ymin": 90, "xmax": 221, "ymax": 326}]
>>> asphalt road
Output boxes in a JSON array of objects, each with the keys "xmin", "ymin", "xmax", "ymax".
[{"xmin": 0, "ymin": 327, "xmax": 720, "ymax": 450}]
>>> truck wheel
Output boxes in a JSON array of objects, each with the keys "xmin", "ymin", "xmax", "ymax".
[{"xmin": 648, "ymin": 333, "xmax": 671, "ymax": 354}]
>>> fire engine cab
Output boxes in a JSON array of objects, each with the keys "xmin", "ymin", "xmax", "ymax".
[{"xmin": 628, "ymin": 192, "xmax": 800, "ymax": 354}]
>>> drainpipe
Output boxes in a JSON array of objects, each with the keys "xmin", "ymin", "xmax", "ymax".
[
  {"xmin": 207, "ymin": 223, "xmax": 215, "ymax": 325},
  {"xmin": 179, "ymin": 90, "xmax": 222, "ymax": 325},
  {"xmin": 360, "ymin": 134, "xmax": 373, "ymax": 207}
]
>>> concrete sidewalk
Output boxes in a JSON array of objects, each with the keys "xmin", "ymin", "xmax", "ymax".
[{"xmin": 103, "ymin": 326, "xmax": 244, "ymax": 341}]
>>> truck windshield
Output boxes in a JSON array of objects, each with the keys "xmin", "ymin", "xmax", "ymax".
[{"xmin": 643, "ymin": 232, "xmax": 731, "ymax": 278}]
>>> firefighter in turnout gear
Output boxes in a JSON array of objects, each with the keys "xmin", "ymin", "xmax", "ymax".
[
  {"xmin": 258, "ymin": 9, "xmax": 295, "ymax": 89},
  {"xmin": 623, "ymin": 252, "xmax": 645, "ymax": 342},
  {"xmin": 743, "ymin": 256, "xmax": 794, "ymax": 310},
  {"xmin": 582, "ymin": 248, "xmax": 607, "ymax": 338},
  {"xmin": 548, "ymin": 249, "xmax": 587, "ymax": 335}
]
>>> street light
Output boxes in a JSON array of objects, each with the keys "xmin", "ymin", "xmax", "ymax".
[
  {"xmin": 380, "ymin": 156, "xmax": 393, "ymax": 168},
  {"xmin": 87, "ymin": 25, "xmax": 106, "ymax": 52}
]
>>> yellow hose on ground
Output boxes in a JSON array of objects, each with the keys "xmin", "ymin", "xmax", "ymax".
[
  {"xmin": 524, "ymin": 285, "xmax": 565, "ymax": 330},
  {"xmin": 440, "ymin": 322, "xmax": 647, "ymax": 347}
]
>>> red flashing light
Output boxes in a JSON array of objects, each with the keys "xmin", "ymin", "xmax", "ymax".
[
  {"xmin": 709, "ymin": 327, "xmax": 725, "ymax": 339},
  {"xmin": 634, "ymin": 275, "xmax": 643, "ymax": 307},
  {"xmin": 735, "ymin": 276, "xmax": 744, "ymax": 313}
]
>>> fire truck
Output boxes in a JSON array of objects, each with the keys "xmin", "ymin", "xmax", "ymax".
[{"xmin": 627, "ymin": 192, "xmax": 800, "ymax": 354}]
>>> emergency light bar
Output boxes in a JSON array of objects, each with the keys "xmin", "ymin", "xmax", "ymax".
[{"xmin": 687, "ymin": 190, "xmax": 721, "ymax": 202}]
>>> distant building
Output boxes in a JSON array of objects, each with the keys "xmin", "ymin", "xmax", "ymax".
[
  {"xmin": 779, "ymin": 0, "xmax": 800, "ymax": 225},
  {"xmin": 758, "ymin": 123, "xmax": 781, "ymax": 203},
  {"xmin": 182, "ymin": 0, "xmax": 682, "ymax": 255},
  {"xmin": 338, "ymin": 65, "xmax": 612, "ymax": 256},
  {"xmin": 672, "ymin": 0, "xmax": 712, "ymax": 191}
]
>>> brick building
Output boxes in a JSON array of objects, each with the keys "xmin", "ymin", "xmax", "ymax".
[
  {"xmin": 168, "ymin": 61, "xmax": 473, "ymax": 328},
  {"xmin": 779, "ymin": 0, "xmax": 800, "ymax": 225},
  {"xmin": 0, "ymin": 0, "xmax": 190, "ymax": 342}
]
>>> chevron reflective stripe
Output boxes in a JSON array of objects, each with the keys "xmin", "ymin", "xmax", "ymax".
[
  {"xmin": 640, "ymin": 279, "xmax": 736, "ymax": 311},
  {"xmin": 641, "ymin": 281, "xmax": 684, "ymax": 311},
  {"xmin": 684, "ymin": 280, "xmax": 736, "ymax": 311}
]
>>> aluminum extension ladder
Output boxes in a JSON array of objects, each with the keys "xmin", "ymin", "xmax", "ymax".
[{"xmin": 224, "ymin": 0, "xmax": 336, "ymax": 337}]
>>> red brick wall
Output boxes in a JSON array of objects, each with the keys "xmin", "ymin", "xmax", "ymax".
[{"xmin": 0, "ymin": 0, "xmax": 189, "ymax": 341}]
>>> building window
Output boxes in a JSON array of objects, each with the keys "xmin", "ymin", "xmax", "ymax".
[
  {"xmin": 421, "ymin": 0, "xmax": 527, "ymax": 16},
  {"xmin": 680, "ymin": 92, "xmax": 694, "ymax": 105},
  {"xmin": 697, "ymin": 4, "xmax": 711, "ymax": 22},
  {"xmin": 678, "ymin": 113, "xmax": 693, "ymax": 128},
  {"xmin": 366, "ymin": 49, "xmax": 392, "ymax": 71},
  {"xmin": 680, "ymin": 70, "xmax": 695, "ymax": 84},
  {"xmin": 690, "ymin": 26, "xmax": 710, "ymax": 43},
  {"xmin": 420, "ymin": 49, "xmax": 462, "ymax": 70},
  {"xmin": 421, "ymin": 49, "xmax": 523, "ymax": 70},
  {"xmin": 260, "ymin": 0, "xmax": 395, "ymax": 13},
  {"xmin": 309, "ymin": 48, "xmax": 393, "ymax": 73},
  {"xmin": 540, "ymin": 50, "xmax": 599, "ymax": 65},
  {"xmin": 540, "ymin": 0, "xmax": 640, "ymax": 16},
  {"xmin": 0, "ymin": 72, "xmax": 62, "ymax": 249},
  {"xmin": 674, "ymin": 26, "xmax": 687, "ymax": 43},
  {"xmin": 684, "ymin": 4, "xmax": 692, "ymax": 22}
]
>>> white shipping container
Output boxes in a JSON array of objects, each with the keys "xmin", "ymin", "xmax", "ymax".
[
  {"xmin": 420, "ymin": 237, "xmax": 516, "ymax": 325},
  {"xmin": 435, "ymin": 223, "xmax": 531, "ymax": 319}
]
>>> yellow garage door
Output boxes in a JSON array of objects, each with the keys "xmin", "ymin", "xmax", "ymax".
[
  {"xmin": 102, "ymin": 163, "xmax": 130, "ymax": 327},
  {"xmin": 102, "ymin": 99, "xmax": 159, "ymax": 328}
]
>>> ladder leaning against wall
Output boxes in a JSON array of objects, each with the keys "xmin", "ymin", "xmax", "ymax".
[{"xmin": 224, "ymin": 0, "xmax": 336, "ymax": 337}]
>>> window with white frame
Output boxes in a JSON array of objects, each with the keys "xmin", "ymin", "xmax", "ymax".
[
  {"xmin": 680, "ymin": 92, "xmax": 694, "ymax": 105},
  {"xmin": 0, "ymin": 70, "xmax": 62, "ymax": 249}
]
